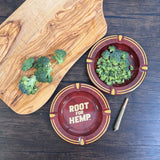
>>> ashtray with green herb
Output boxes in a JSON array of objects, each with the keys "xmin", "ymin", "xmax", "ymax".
[
  {"xmin": 86, "ymin": 35, "xmax": 148, "ymax": 95},
  {"xmin": 96, "ymin": 45, "xmax": 134, "ymax": 86}
]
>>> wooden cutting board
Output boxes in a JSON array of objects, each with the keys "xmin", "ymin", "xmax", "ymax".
[{"xmin": 0, "ymin": 0, "xmax": 107, "ymax": 115}]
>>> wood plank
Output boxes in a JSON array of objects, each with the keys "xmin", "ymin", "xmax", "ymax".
[{"xmin": 0, "ymin": 146, "xmax": 160, "ymax": 160}]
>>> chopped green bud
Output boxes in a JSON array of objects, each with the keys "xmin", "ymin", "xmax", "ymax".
[
  {"xmin": 19, "ymin": 75, "xmax": 38, "ymax": 95},
  {"xmin": 121, "ymin": 51, "xmax": 129, "ymax": 59},
  {"xmin": 52, "ymin": 49, "xmax": 67, "ymax": 64},
  {"xmin": 96, "ymin": 45, "xmax": 133, "ymax": 86},
  {"xmin": 101, "ymin": 50, "xmax": 110, "ymax": 59},
  {"xmin": 34, "ymin": 56, "xmax": 53, "ymax": 83},
  {"xmin": 22, "ymin": 57, "xmax": 35, "ymax": 71},
  {"xmin": 108, "ymin": 46, "xmax": 116, "ymax": 52},
  {"xmin": 107, "ymin": 81, "xmax": 113, "ymax": 86},
  {"xmin": 130, "ymin": 65, "xmax": 134, "ymax": 71},
  {"xmin": 34, "ymin": 66, "xmax": 53, "ymax": 83},
  {"xmin": 34, "ymin": 56, "xmax": 51, "ymax": 69}
]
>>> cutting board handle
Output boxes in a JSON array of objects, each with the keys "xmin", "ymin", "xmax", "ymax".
[{"xmin": 0, "ymin": 21, "xmax": 21, "ymax": 62}]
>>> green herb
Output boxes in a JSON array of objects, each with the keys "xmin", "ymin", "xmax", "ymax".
[
  {"xmin": 34, "ymin": 65, "xmax": 53, "ymax": 83},
  {"xmin": 96, "ymin": 45, "xmax": 134, "ymax": 86},
  {"xmin": 52, "ymin": 49, "xmax": 67, "ymax": 64},
  {"xmin": 108, "ymin": 45, "xmax": 116, "ymax": 52},
  {"xmin": 22, "ymin": 57, "xmax": 35, "ymax": 71},
  {"xmin": 34, "ymin": 56, "xmax": 53, "ymax": 83},
  {"xmin": 34, "ymin": 56, "xmax": 51, "ymax": 69},
  {"xmin": 19, "ymin": 75, "xmax": 38, "ymax": 95}
]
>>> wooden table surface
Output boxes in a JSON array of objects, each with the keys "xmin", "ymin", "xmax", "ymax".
[{"xmin": 0, "ymin": 0, "xmax": 160, "ymax": 160}]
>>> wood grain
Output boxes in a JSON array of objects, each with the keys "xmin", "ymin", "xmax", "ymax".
[{"xmin": 0, "ymin": 0, "xmax": 107, "ymax": 114}]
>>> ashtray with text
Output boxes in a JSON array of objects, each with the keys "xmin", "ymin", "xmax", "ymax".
[{"xmin": 50, "ymin": 83, "xmax": 111, "ymax": 145}]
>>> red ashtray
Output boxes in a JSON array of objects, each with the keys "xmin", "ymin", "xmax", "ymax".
[
  {"xmin": 50, "ymin": 83, "xmax": 111, "ymax": 145},
  {"xmin": 86, "ymin": 35, "xmax": 148, "ymax": 95}
]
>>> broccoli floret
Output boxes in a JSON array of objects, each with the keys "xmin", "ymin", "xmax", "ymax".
[
  {"xmin": 52, "ymin": 49, "xmax": 67, "ymax": 64},
  {"xmin": 96, "ymin": 68, "xmax": 103, "ymax": 75},
  {"xmin": 116, "ymin": 79, "xmax": 122, "ymax": 84},
  {"xmin": 101, "ymin": 50, "xmax": 110, "ymax": 59},
  {"xmin": 121, "ymin": 51, "xmax": 129, "ymax": 59},
  {"xmin": 127, "ymin": 70, "xmax": 131, "ymax": 78},
  {"xmin": 19, "ymin": 75, "xmax": 38, "ymax": 95},
  {"xmin": 34, "ymin": 56, "xmax": 53, "ymax": 83},
  {"xmin": 119, "ymin": 59, "xmax": 130, "ymax": 68},
  {"xmin": 110, "ymin": 51, "xmax": 121, "ymax": 65},
  {"xmin": 107, "ymin": 81, "xmax": 113, "ymax": 86},
  {"xmin": 34, "ymin": 66, "xmax": 53, "ymax": 83},
  {"xmin": 34, "ymin": 56, "xmax": 51, "ymax": 69},
  {"xmin": 97, "ymin": 57, "xmax": 103, "ymax": 65},
  {"xmin": 124, "ymin": 59, "xmax": 130, "ymax": 67},
  {"xmin": 108, "ymin": 45, "xmax": 116, "ymax": 52},
  {"xmin": 22, "ymin": 57, "xmax": 35, "ymax": 71},
  {"xmin": 100, "ymin": 74, "xmax": 107, "ymax": 81},
  {"xmin": 130, "ymin": 65, "xmax": 134, "ymax": 71}
]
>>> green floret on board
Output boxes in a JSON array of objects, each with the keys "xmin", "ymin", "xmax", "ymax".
[
  {"xmin": 34, "ymin": 56, "xmax": 51, "ymax": 69},
  {"xmin": 22, "ymin": 57, "xmax": 35, "ymax": 71},
  {"xmin": 52, "ymin": 49, "xmax": 67, "ymax": 64},
  {"xmin": 34, "ymin": 56, "xmax": 53, "ymax": 83},
  {"xmin": 34, "ymin": 66, "xmax": 53, "ymax": 83},
  {"xmin": 19, "ymin": 75, "xmax": 38, "ymax": 95}
]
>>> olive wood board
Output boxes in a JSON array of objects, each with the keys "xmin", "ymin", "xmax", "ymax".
[{"xmin": 0, "ymin": 0, "xmax": 107, "ymax": 115}]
